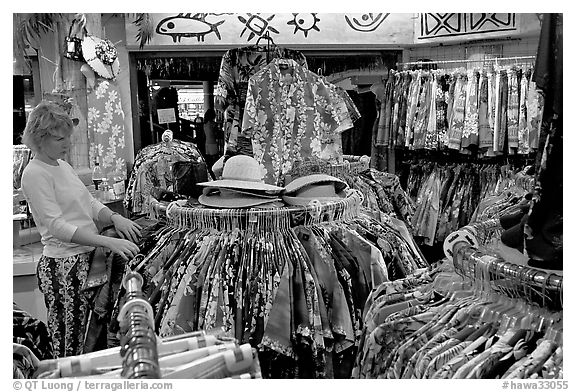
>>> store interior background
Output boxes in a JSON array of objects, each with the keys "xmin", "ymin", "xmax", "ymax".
[{"xmin": 13, "ymin": 13, "xmax": 544, "ymax": 322}]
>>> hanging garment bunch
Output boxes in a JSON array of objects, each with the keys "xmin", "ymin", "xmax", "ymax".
[
  {"xmin": 124, "ymin": 133, "xmax": 209, "ymax": 214},
  {"xmin": 471, "ymin": 165, "xmax": 535, "ymax": 224},
  {"xmin": 373, "ymin": 59, "xmax": 543, "ymax": 157},
  {"xmin": 110, "ymin": 191, "xmax": 428, "ymax": 379},
  {"xmin": 288, "ymin": 156, "xmax": 417, "ymax": 233},
  {"xmin": 405, "ymin": 160, "xmax": 504, "ymax": 246},
  {"xmin": 353, "ymin": 221, "xmax": 563, "ymax": 380},
  {"xmin": 31, "ymin": 272, "xmax": 262, "ymax": 379}
]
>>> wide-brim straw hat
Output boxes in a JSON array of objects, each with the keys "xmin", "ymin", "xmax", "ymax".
[
  {"xmin": 282, "ymin": 174, "xmax": 349, "ymax": 206},
  {"xmin": 81, "ymin": 35, "xmax": 120, "ymax": 79},
  {"xmin": 197, "ymin": 155, "xmax": 284, "ymax": 194},
  {"xmin": 284, "ymin": 174, "xmax": 348, "ymax": 194}
]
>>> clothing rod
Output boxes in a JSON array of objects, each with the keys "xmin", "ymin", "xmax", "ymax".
[
  {"xmin": 445, "ymin": 220, "xmax": 562, "ymax": 308},
  {"xmin": 455, "ymin": 243, "xmax": 563, "ymax": 291},
  {"xmin": 396, "ymin": 55, "xmax": 536, "ymax": 67}
]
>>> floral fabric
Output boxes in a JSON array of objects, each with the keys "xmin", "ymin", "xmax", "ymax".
[
  {"xmin": 373, "ymin": 67, "xmax": 540, "ymax": 157},
  {"xmin": 87, "ymin": 80, "xmax": 127, "ymax": 177},
  {"xmin": 215, "ymin": 45, "xmax": 308, "ymax": 157},
  {"xmin": 242, "ymin": 58, "xmax": 353, "ymax": 185},
  {"xmin": 13, "ymin": 303, "xmax": 54, "ymax": 360},
  {"xmin": 461, "ymin": 70, "xmax": 480, "ymax": 149},
  {"xmin": 124, "ymin": 140, "xmax": 207, "ymax": 213},
  {"xmin": 36, "ymin": 252, "xmax": 92, "ymax": 358}
]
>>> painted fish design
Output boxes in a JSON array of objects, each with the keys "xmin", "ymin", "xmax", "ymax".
[{"xmin": 156, "ymin": 13, "xmax": 225, "ymax": 42}]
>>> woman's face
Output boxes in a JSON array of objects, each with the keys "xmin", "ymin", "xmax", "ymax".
[{"xmin": 40, "ymin": 127, "xmax": 72, "ymax": 161}]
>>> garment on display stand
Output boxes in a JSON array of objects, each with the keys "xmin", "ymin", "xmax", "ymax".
[
  {"xmin": 240, "ymin": 58, "xmax": 355, "ymax": 186},
  {"xmin": 376, "ymin": 57, "xmax": 542, "ymax": 156},
  {"xmin": 214, "ymin": 42, "xmax": 308, "ymax": 158},
  {"xmin": 124, "ymin": 135, "xmax": 209, "ymax": 214},
  {"xmin": 353, "ymin": 219, "xmax": 563, "ymax": 379}
]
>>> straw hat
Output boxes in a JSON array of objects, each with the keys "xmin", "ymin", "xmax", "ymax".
[
  {"xmin": 198, "ymin": 188, "xmax": 281, "ymax": 209},
  {"xmin": 197, "ymin": 155, "xmax": 284, "ymax": 194},
  {"xmin": 81, "ymin": 35, "xmax": 120, "ymax": 80},
  {"xmin": 282, "ymin": 174, "xmax": 348, "ymax": 206}
]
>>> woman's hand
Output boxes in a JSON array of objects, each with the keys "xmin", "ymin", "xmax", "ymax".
[
  {"xmin": 103, "ymin": 237, "xmax": 140, "ymax": 261},
  {"xmin": 111, "ymin": 214, "xmax": 142, "ymax": 243}
]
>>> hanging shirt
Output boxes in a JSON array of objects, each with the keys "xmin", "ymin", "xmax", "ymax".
[
  {"xmin": 526, "ymin": 76, "xmax": 544, "ymax": 150},
  {"xmin": 215, "ymin": 46, "xmax": 308, "ymax": 157},
  {"xmin": 507, "ymin": 68, "xmax": 521, "ymax": 152},
  {"xmin": 242, "ymin": 58, "xmax": 353, "ymax": 185},
  {"xmin": 447, "ymin": 74, "xmax": 467, "ymax": 150},
  {"xmin": 478, "ymin": 72, "xmax": 495, "ymax": 153},
  {"xmin": 517, "ymin": 70, "xmax": 530, "ymax": 154},
  {"xmin": 461, "ymin": 70, "xmax": 480, "ymax": 150}
]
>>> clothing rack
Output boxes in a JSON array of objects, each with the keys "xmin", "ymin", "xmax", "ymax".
[
  {"xmin": 118, "ymin": 272, "xmax": 161, "ymax": 379},
  {"xmin": 150, "ymin": 188, "xmax": 364, "ymax": 230},
  {"xmin": 397, "ymin": 56, "xmax": 536, "ymax": 68},
  {"xmin": 444, "ymin": 219, "xmax": 563, "ymax": 311}
]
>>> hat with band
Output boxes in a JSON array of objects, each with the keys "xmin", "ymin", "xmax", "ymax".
[{"xmin": 81, "ymin": 35, "xmax": 120, "ymax": 79}]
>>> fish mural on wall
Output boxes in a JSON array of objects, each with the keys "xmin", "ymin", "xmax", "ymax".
[{"xmin": 156, "ymin": 13, "xmax": 226, "ymax": 42}]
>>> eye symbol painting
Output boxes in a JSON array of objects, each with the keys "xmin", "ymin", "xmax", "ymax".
[
  {"xmin": 156, "ymin": 13, "xmax": 225, "ymax": 42},
  {"xmin": 345, "ymin": 13, "xmax": 390, "ymax": 32},
  {"xmin": 287, "ymin": 13, "xmax": 321, "ymax": 37}
]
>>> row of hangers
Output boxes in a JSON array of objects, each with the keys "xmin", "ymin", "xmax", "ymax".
[
  {"xmin": 443, "ymin": 220, "xmax": 563, "ymax": 313},
  {"xmin": 431, "ymin": 267, "xmax": 563, "ymax": 346},
  {"xmin": 151, "ymin": 189, "xmax": 364, "ymax": 232},
  {"xmin": 396, "ymin": 56, "xmax": 536, "ymax": 73},
  {"xmin": 404, "ymin": 149, "xmax": 536, "ymax": 166}
]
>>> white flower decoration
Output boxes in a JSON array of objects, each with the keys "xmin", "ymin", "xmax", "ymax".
[
  {"xmin": 96, "ymin": 124, "xmax": 108, "ymax": 134},
  {"xmin": 88, "ymin": 108, "xmax": 100, "ymax": 124},
  {"xmin": 111, "ymin": 124, "xmax": 122, "ymax": 137},
  {"xmin": 108, "ymin": 89, "xmax": 118, "ymax": 102}
]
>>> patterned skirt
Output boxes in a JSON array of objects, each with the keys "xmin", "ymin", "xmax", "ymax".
[{"xmin": 36, "ymin": 251, "xmax": 92, "ymax": 358}]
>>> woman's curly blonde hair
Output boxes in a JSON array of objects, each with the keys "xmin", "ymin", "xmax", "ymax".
[{"xmin": 21, "ymin": 101, "xmax": 75, "ymax": 153}]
